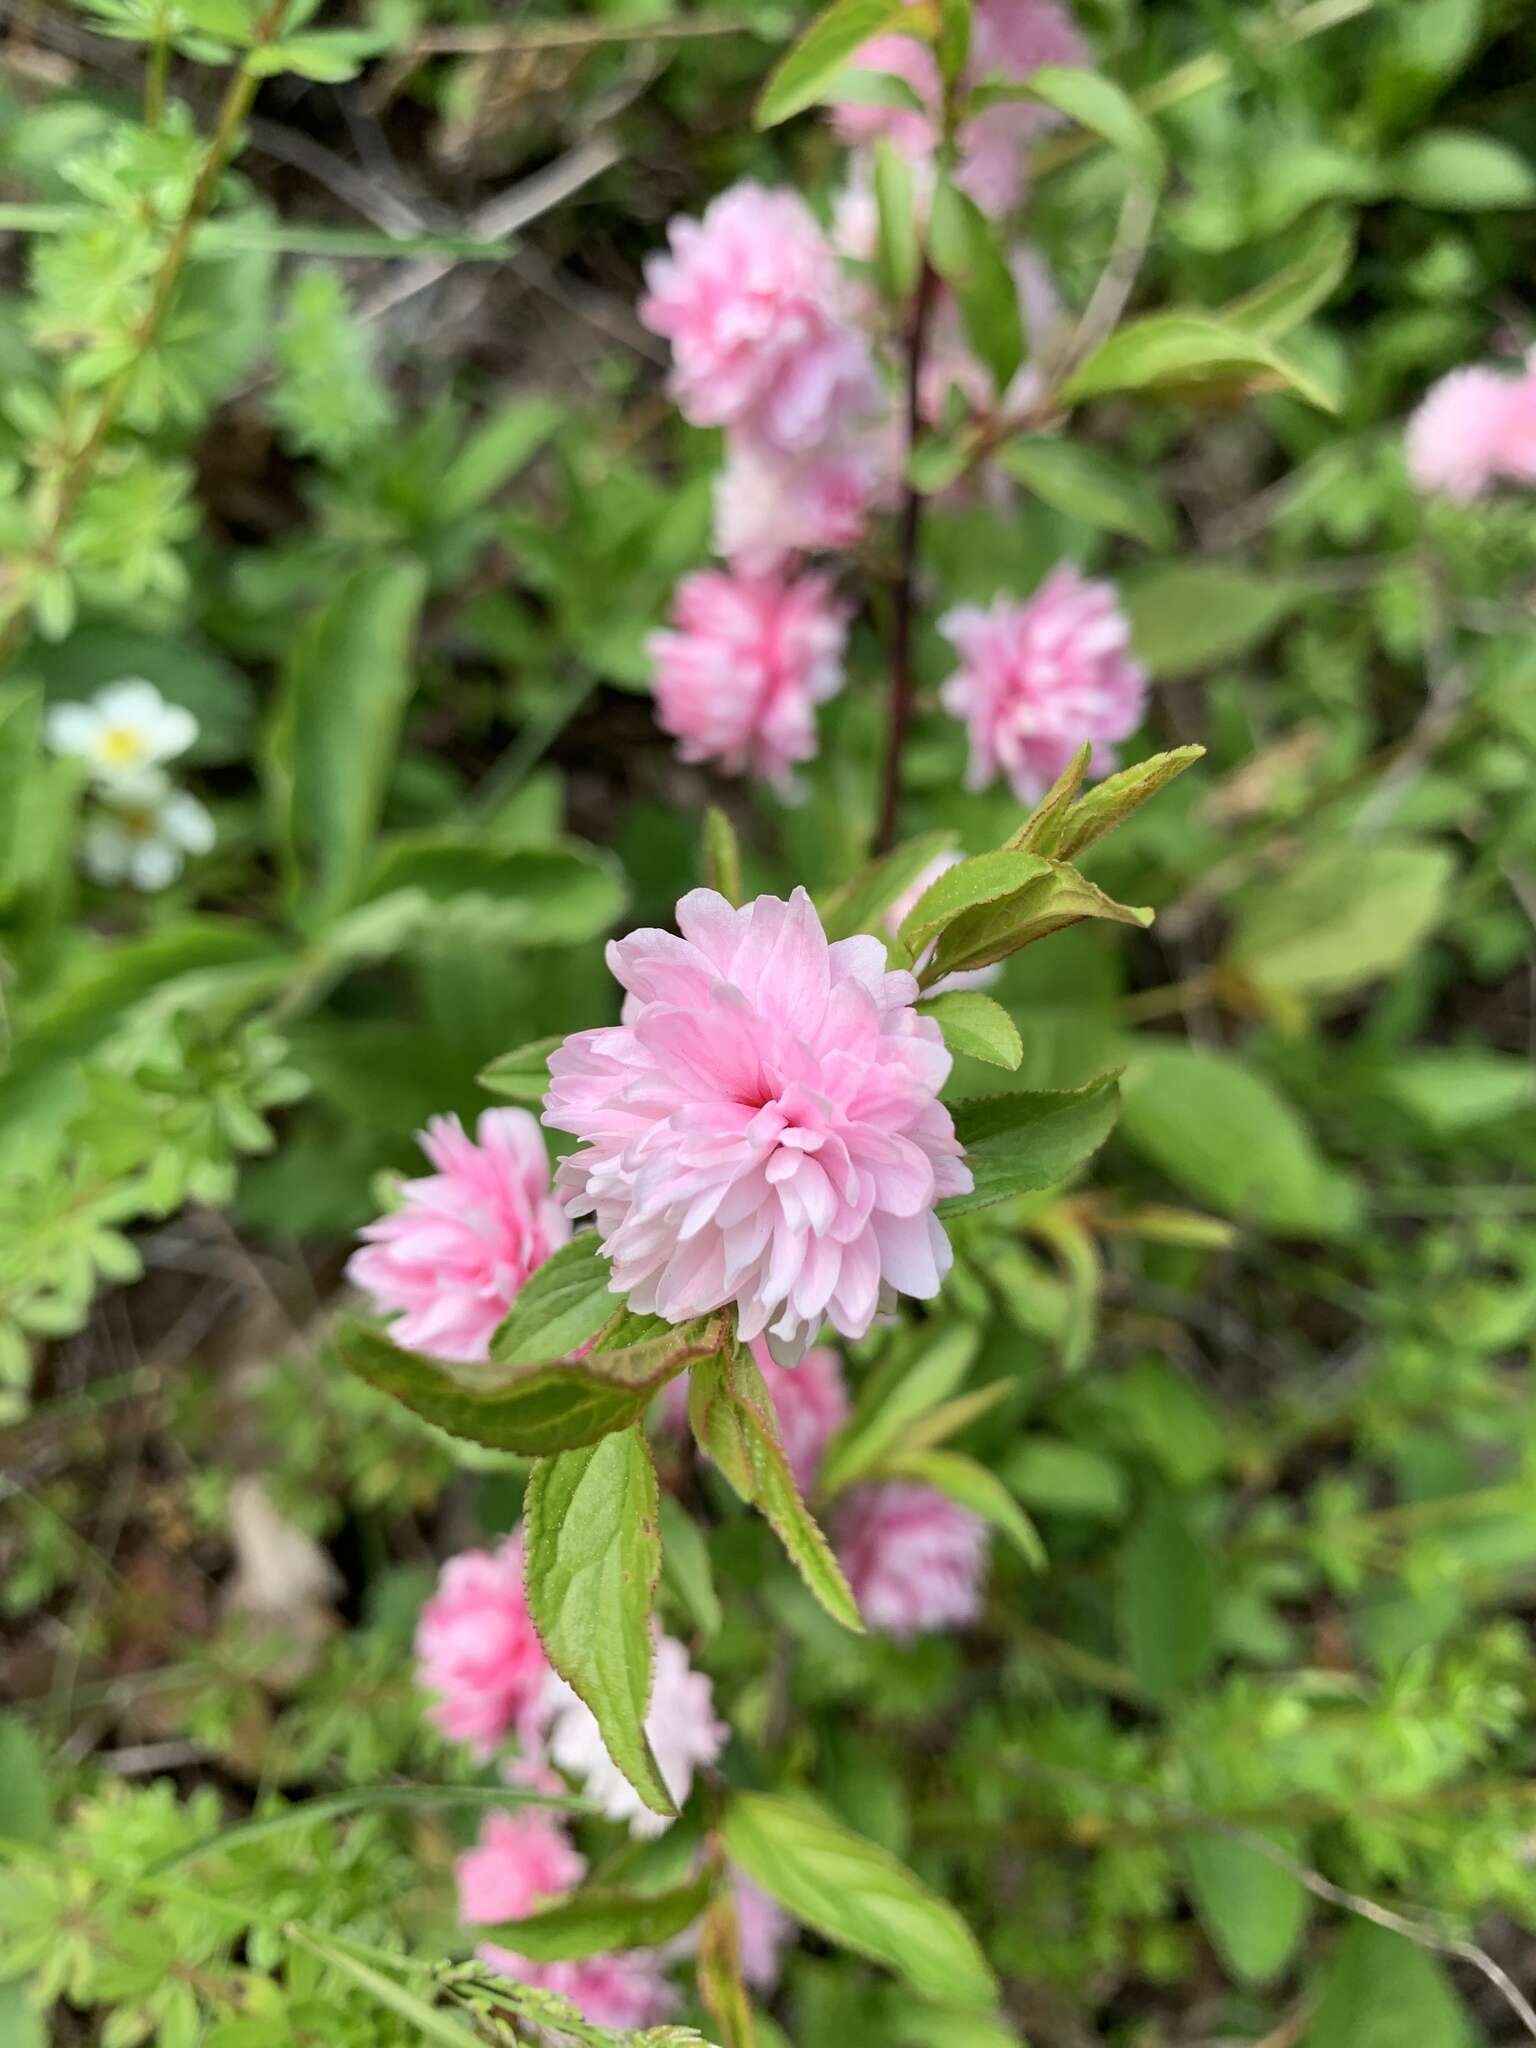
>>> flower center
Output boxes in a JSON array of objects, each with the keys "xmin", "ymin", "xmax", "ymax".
[{"xmin": 100, "ymin": 726, "xmax": 147, "ymax": 767}]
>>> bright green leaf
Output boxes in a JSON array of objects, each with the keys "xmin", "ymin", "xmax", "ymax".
[
  {"xmin": 479, "ymin": 1036, "xmax": 562, "ymax": 1104},
  {"xmin": 1304, "ymin": 1925, "xmax": 1474, "ymax": 2048},
  {"xmin": 1016, "ymin": 65, "xmax": 1165, "ymax": 187},
  {"xmin": 882, "ymin": 1447, "xmax": 1046, "ymax": 1566},
  {"xmin": 929, "ymin": 176, "xmax": 1024, "ymax": 395},
  {"xmin": 941, "ymin": 1077, "xmax": 1121, "ymax": 1219},
  {"xmin": 756, "ymin": 0, "xmax": 914, "ymax": 128},
  {"xmin": 1060, "ymin": 312, "xmax": 1337, "ymax": 413},
  {"xmin": 1125, "ymin": 564, "xmax": 1308, "ymax": 678},
  {"xmin": 999, "ymin": 436, "xmax": 1173, "ymax": 547},
  {"xmin": 1227, "ymin": 840, "xmax": 1454, "ymax": 1003},
  {"xmin": 919, "ymin": 990, "xmax": 1023, "ymax": 1070},
  {"xmin": 1393, "ymin": 128, "xmax": 1536, "ymax": 210}
]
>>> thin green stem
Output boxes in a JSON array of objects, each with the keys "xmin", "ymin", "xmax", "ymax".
[{"xmin": 144, "ymin": 30, "xmax": 169, "ymax": 129}]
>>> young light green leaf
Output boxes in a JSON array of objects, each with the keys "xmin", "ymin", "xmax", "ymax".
[
  {"xmin": 703, "ymin": 805, "xmax": 744, "ymax": 906},
  {"xmin": 755, "ymin": 0, "xmax": 914, "ymax": 128},
  {"xmin": 479, "ymin": 1874, "xmax": 711, "ymax": 1961},
  {"xmin": 489, "ymin": 1235, "xmax": 622, "ymax": 1367},
  {"xmin": 819, "ymin": 1325, "xmax": 980, "ymax": 1498},
  {"xmin": 1051, "ymin": 745, "xmax": 1205, "ymax": 859},
  {"xmin": 880, "ymin": 1447, "xmax": 1046, "ymax": 1566},
  {"xmin": 1182, "ymin": 1828, "xmax": 1310, "ymax": 1987},
  {"xmin": 998, "ymin": 436, "xmax": 1173, "ymax": 548},
  {"xmin": 723, "ymin": 1793, "xmax": 998, "ymax": 2009},
  {"xmin": 919, "ymin": 990, "xmax": 1023, "ymax": 1070},
  {"xmin": 267, "ymin": 558, "xmax": 428, "ymax": 924},
  {"xmin": 479, "ymin": 1035, "xmax": 562, "ymax": 1103},
  {"xmin": 1004, "ymin": 1436, "xmax": 1128, "ymax": 1521},
  {"xmin": 1392, "ymin": 128, "xmax": 1536, "ymax": 210},
  {"xmin": 897, "ymin": 849, "xmax": 1049, "ymax": 957},
  {"xmin": 940, "ymin": 1076, "xmax": 1121, "ymax": 1219},
  {"xmin": 1015, "ymin": 65, "xmax": 1165, "ymax": 188},
  {"xmin": 524, "ymin": 1428, "xmax": 676, "ymax": 1823},
  {"xmin": 1005, "ymin": 744, "xmax": 1091, "ymax": 856},
  {"xmin": 922, "ymin": 863, "xmax": 1151, "ymax": 984},
  {"xmin": 1060, "ymin": 312, "xmax": 1337, "ymax": 413},
  {"xmin": 928, "ymin": 176, "xmax": 1024, "ymax": 395}
]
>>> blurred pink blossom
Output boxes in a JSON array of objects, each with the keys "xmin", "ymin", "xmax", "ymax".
[
  {"xmin": 919, "ymin": 249, "xmax": 1062, "ymax": 425},
  {"xmin": 475, "ymin": 1949, "xmax": 677, "ymax": 2029},
  {"xmin": 830, "ymin": 0, "xmax": 1087, "ymax": 214},
  {"xmin": 939, "ymin": 567, "xmax": 1146, "ymax": 801},
  {"xmin": 456, "ymin": 1809, "xmax": 586, "ymax": 1926},
  {"xmin": 886, "ymin": 851, "xmax": 1004, "ymax": 997},
  {"xmin": 713, "ymin": 431, "xmax": 895, "ymax": 575},
  {"xmin": 836, "ymin": 1481, "xmax": 989, "ymax": 1639},
  {"xmin": 660, "ymin": 1337, "xmax": 849, "ymax": 1492},
  {"xmin": 648, "ymin": 567, "xmax": 849, "ymax": 791},
  {"xmin": 414, "ymin": 1534, "xmax": 550, "ymax": 1760},
  {"xmin": 542, "ymin": 1631, "xmax": 725, "ymax": 1838},
  {"xmin": 347, "ymin": 1108, "xmax": 568, "ymax": 1363},
  {"xmin": 639, "ymin": 182, "xmax": 879, "ymax": 456},
  {"xmin": 543, "ymin": 888, "xmax": 973, "ymax": 1365},
  {"xmin": 1406, "ymin": 363, "xmax": 1536, "ymax": 501},
  {"xmin": 733, "ymin": 1871, "xmax": 794, "ymax": 1991}
]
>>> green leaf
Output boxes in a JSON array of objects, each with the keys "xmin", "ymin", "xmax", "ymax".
[
  {"xmin": 1003, "ymin": 1436, "xmax": 1128, "ymax": 1521},
  {"xmin": 923, "ymin": 862, "xmax": 1151, "ymax": 984},
  {"xmin": 489, "ymin": 1236, "xmax": 624, "ymax": 1367},
  {"xmin": 1119, "ymin": 1046, "xmax": 1359, "ymax": 1237},
  {"xmin": 1227, "ymin": 840, "xmax": 1454, "ymax": 1003},
  {"xmin": 479, "ymin": 1874, "xmax": 710, "ymax": 1961},
  {"xmin": 881, "ymin": 1447, "xmax": 1045, "ymax": 1567},
  {"xmin": 723, "ymin": 1792, "xmax": 998, "ymax": 2009},
  {"xmin": 1224, "ymin": 220, "xmax": 1354, "ymax": 338},
  {"xmin": 998, "ymin": 436, "xmax": 1173, "ymax": 547},
  {"xmin": 1392, "ymin": 128, "xmax": 1536, "ymax": 209},
  {"xmin": 338, "ymin": 1312, "xmax": 719, "ymax": 1458},
  {"xmin": 919, "ymin": 990, "xmax": 1022, "ymax": 1070},
  {"xmin": 929, "ymin": 176, "xmax": 1024, "ymax": 395},
  {"xmin": 479, "ymin": 1036, "xmax": 562, "ymax": 1104},
  {"xmin": 1183, "ymin": 1828, "xmax": 1310, "ymax": 1987},
  {"xmin": 1049, "ymin": 746, "xmax": 1205, "ymax": 860},
  {"xmin": 360, "ymin": 839, "xmax": 626, "ymax": 949},
  {"xmin": 897, "ymin": 850, "xmax": 1049, "ymax": 957},
  {"xmin": 873, "ymin": 137, "xmax": 921, "ymax": 300},
  {"xmin": 1124, "ymin": 564, "xmax": 1307, "ymax": 679},
  {"xmin": 940, "ymin": 1077, "xmax": 1121, "ymax": 1219},
  {"xmin": 0, "ymin": 1983, "xmax": 44, "ymax": 2048},
  {"xmin": 1060, "ymin": 312, "xmax": 1337, "ymax": 413},
  {"xmin": 246, "ymin": 28, "xmax": 379, "ymax": 79},
  {"xmin": 702, "ymin": 805, "xmax": 744, "ymax": 906},
  {"xmin": 0, "ymin": 1718, "xmax": 52, "ymax": 1846},
  {"xmin": 436, "ymin": 397, "xmax": 565, "ymax": 521},
  {"xmin": 1381, "ymin": 1049, "xmax": 1536, "ymax": 1133},
  {"xmin": 658, "ymin": 1493, "xmax": 723, "ymax": 1639},
  {"xmin": 268, "ymin": 558, "xmax": 428, "ymax": 922},
  {"xmin": 819, "ymin": 1325, "xmax": 980, "ymax": 1498},
  {"xmin": 756, "ymin": 0, "xmax": 913, "ymax": 127},
  {"xmin": 1118, "ymin": 1495, "xmax": 1217, "ymax": 1697},
  {"xmin": 1304, "ymin": 1925, "xmax": 1475, "ymax": 2048},
  {"xmin": 1015, "ymin": 65, "xmax": 1165, "ymax": 187},
  {"xmin": 524, "ymin": 1428, "xmax": 676, "ymax": 1823},
  {"xmin": 691, "ymin": 1347, "xmax": 863, "ymax": 1632},
  {"xmin": 818, "ymin": 831, "xmax": 956, "ymax": 942},
  {"xmin": 935, "ymin": 0, "xmax": 971, "ymax": 81}
]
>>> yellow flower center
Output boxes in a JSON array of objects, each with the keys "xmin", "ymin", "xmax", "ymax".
[{"xmin": 99, "ymin": 726, "xmax": 147, "ymax": 767}]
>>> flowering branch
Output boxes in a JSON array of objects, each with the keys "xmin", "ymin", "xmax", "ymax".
[{"xmin": 875, "ymin": 259, "xmax": 939, "ymax": 856}]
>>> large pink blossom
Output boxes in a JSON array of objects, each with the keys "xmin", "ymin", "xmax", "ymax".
[
  {"xmin": 836, "ymin": 1481, "xmax": 988, "ymax": 1639},
  {"xmin": 830, "ymin": 0, "xmax": 1087, "ymax": 214},
  {"xmin": 648, "ymin": 567, "xmax": 848, "ymax": 791},
  {"xmin": 475, "ymin": 1950, "xmax": 677, "ymax": 2029},
  {"xmin": 713, "ymin": 430, "xmax": 895, "ymax": 575},
  {"xmin": 639, "ymin": 182, "xmax": 879, "ymax": 457},
  {"xmin": 1406, "ymin": 363, "xmax": 1536, "ymax": 501},
  {"xmin": 414, "ymin": 1534, "xmax": 550, "ymax": 1759},
  {"xmin": 456, "ymin": 1809, "xmax": 586, "ymax": 1927},
  {"xmin": 543, "ymin": 888, "xmax": 973, "ymax": 1365},
  {"xmin": 660, "ymin": 1336, "xmax": 849, "ymax": 1492},
  {"xmin": 348, "ymin": 1109, "xmax": 569, "ymax": 1362},
  {"xmin": 940, "ymin": 568, "xmax": 1146, "ymax": 801},
  {"xmin": 542, "ymin": 1631, "xmax": 725, "ymax": 1838}
]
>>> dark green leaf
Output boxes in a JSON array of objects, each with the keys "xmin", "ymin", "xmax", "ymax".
[
  {"xmin": 1183, "ymin": 1828, "xmax": 1310, "ymax": 1987},
  {"xmin": 1119, "ymin": 1495, "xmax": 1217, "ymax": 1697},
  {"xmin": 524, "ymin": 1428, "xmax": 676, "ymax": 1822},
  {"xmin": 0, "ymin": 1717, "xmax": 52, "ymax": 1845},
  {"xmin": 940, "ymin": 1077, "xmax": 1121, "ymax": 1219},
  {"xmin": 437, "ymin": 398, "xmax": 565, "ymax": 520},
  {"xmin": 479, "ymin": 1874, "xmax": 710, "ymax": 1961}
]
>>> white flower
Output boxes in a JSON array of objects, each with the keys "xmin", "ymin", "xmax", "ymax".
[
  {"xmin": 541, "ymin": 1632, "xmax": 725, "ymax": 1838},
  {"xmin": 82, "ymin": 775, "xmax": 215, "ymax": 892},
  {"xmin": 46, "ymin": 678, "xmax": 198, "ymax": 789}
]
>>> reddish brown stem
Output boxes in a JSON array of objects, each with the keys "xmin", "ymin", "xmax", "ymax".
[{"xmin": 874, "ymin": 259, "xmax": 938, "ymax": 856}]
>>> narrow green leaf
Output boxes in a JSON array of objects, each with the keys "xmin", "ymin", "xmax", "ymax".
[
  {"xmin": 919, "ymin": 990, "xmax": 1023, "ymax": 1070},
  {"xmin": 940, "ymin": 1077, "xmax": 1121, "ymax": 1219},
  {"xmin": 0, "ymin": 1719, "xmax": 52, "ymax": 1846},
  {"xmin": 819, "ymin": 1326, "xmax": 979, "ymax": 1499},
  {"xmin": 659, "ymin": 1493, "xmax": 724, "ymax": 1640},
  {"xmin": 755, "ymin": 0, "xmax": 914, "ymax": 128},
  {"xmin": 479, "ymin": 1036, "xmax": 562, "ymax": 1103},
  {"xmin": 1016, "ymin": 65, "xmax": 1165, "ymax": 187},
  {"xmin": 723, "ymin": 1793, "xmax": 998, "ymax": 2009},
  {"xmin": 1005, "ymin": 744, "xmax": 1091, "ymax": 857},
  {"xmin": 268, "ymin": 558, "xmax": 428, "ymax": 922},
  {"xmin": 479, "ymin": 1874, "xmax": 711, "ymax": 1961},
  {"xmin": 896, "ymin": 849, "xmax": 1049, "ymax": 957},
  {"xmin": 524, "ymin": 1429, "xmax": 677, "ymax": 1822},
  {"xmin": 703, "ymin": 806, "xmax": 744, "ymax": 906},
  {"xmin": 1118, "ymin": 1495, "xmax": 1218, "ymax": 1697},
  {"xmin": 881, "ymin": 1447, "xmax": 1046, "ymax": 1567},
  {"xmin": 281, "ymin": 1925, "xmax": 476, "ymax": 2047},
  {"xmin": 1060, "ymin": 312, "xmax": 1337, "ymax": 413},
  {"xmin": 923, "ymin": 862, "xmax": 1151, "ymax": 983},
  {"xmin": 873, "ymin": 136, "xmax": 920, "ymax": 300},
  {"xmin": 437, "ymin": 397, "xmax": 565, "ymax": 521},
  {"xmin": 928, "ymin": 176, "xmax": 1024, "ymax": 395},
  {"xmin": 1224, "ymin": 220, "xmax": 1353, "ymax": 338},
  {"xmin": 998, "ymin": 436, "xmax": 1173, "ymax": 547},
  {"xmin": 817, "ymin": 831, "xmax": 956, "ymax": 942},
  {"xmin": 1051, "ymin": 746, "xmax": 1205, "ymax": 859}
]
